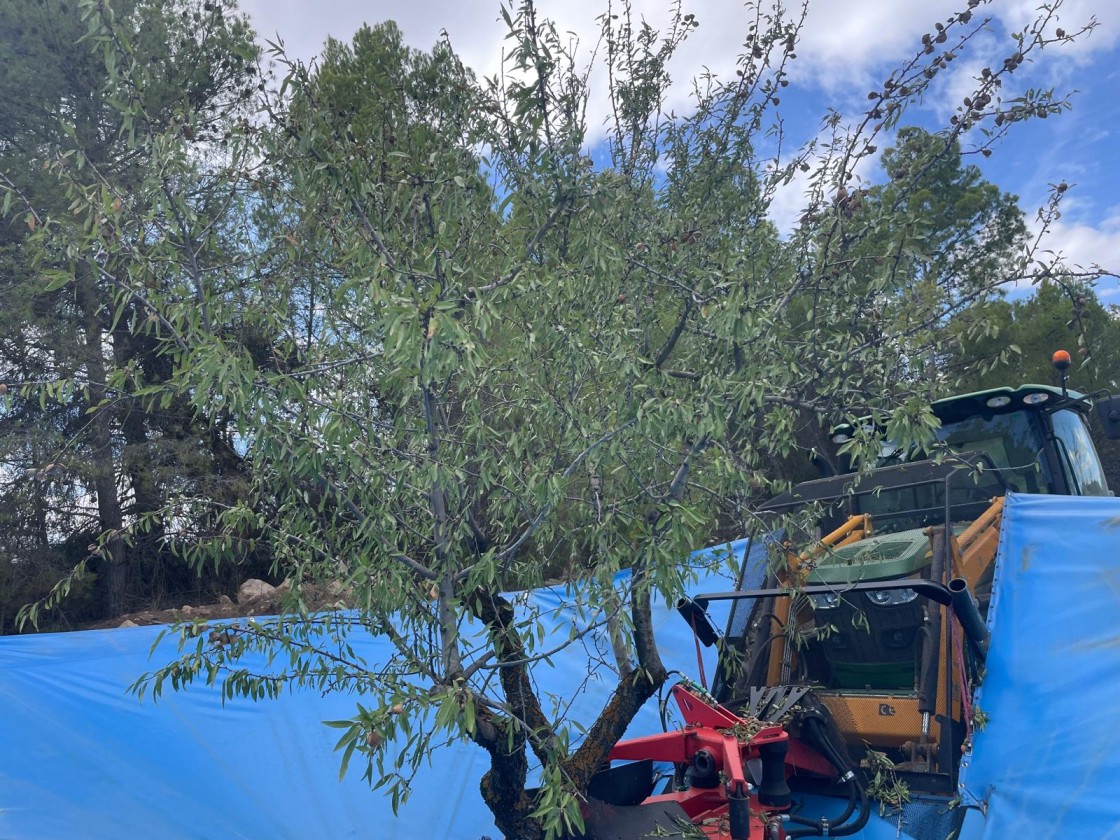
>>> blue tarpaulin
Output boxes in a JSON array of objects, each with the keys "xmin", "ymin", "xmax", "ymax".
[
  {"xmin": 957, "ymin": 493, "xmax": 1120, "ymax": 838},
  {"xmin": 0, "ymin": 552, "xmax": 746, "ymax": 839},
  {"xmin": 4, "ymin": 494, "xmax": 1120, "ymax": 839}
]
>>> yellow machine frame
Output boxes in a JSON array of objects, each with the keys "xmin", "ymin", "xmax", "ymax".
[{"xmin": 762, "ymin": 499, "xmax": 1004, "ymax": 767}]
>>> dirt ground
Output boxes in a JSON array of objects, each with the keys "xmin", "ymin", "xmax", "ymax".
[{"xmin": 89, "ymin": 580, "xmax": 352, "ymax": 629}]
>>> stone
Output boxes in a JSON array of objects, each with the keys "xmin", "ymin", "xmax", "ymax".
[
  {"xmin": 237, "ymin": 578, "xmax": 275, "ymax": 604},
  {"xmin": 118, "ymin": 619, "xmax": 138, "ymax": 628}
]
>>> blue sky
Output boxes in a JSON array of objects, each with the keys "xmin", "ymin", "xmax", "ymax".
[{"xmin": 239, "ymin": 0, "xmax": 1119, "ymax": 301}]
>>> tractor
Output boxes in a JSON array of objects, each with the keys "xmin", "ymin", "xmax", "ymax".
[{"xmin": 580, "ymin": 355, "xmax": 1120, "ymax": 839}]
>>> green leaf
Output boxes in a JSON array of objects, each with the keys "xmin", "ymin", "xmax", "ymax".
[{"xmin": 338, "ymin": 734, "xmax": 358, "ymax": 780}]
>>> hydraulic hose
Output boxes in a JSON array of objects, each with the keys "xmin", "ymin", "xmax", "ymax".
[
  {"xmin": 787, "ymin": 780, "xmax": 857, "ymax": 827},
  {"xmin": 785, "ymin": 713, "xmax": 871, "ymax": 837},
  {"xmin": 821, "ymin": 775, "xmax": 858, "ymax": 827},
  {"xmin": 786, "ymin": 779, "xmax": 869, "ymax": 838},
  {"xmin": 801, "ymin": 716, "xmax": 852, "ymax": 778}
]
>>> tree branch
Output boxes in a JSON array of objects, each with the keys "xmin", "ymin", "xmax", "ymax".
[{"xmin": 487, "ymin": 417, "xmax": 638, "ymax": 570}]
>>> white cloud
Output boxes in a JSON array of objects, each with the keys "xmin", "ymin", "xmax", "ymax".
[
  {"xmin": 1003, "ymin": 0, "xmax": 1119, "ymax": 60},
  {"xmin": 238, "ymin": 1, "xmax": 1038, "ymax": 94},
  {"xmin": 997, "ymin": 194, "xmax": 1120, "ymax": 298},
  {"xmin": 1037, "ymin": 206, "xmax": 1120, "ymax": 283},
  {"xmin": 236, "ymin": 1, "xmax": 1108, "ymax": 157},
  {"xmin": 767, "ymin": 164, "xmax": 814, "ymax": 236},
  {"xmin": 791, "ymin": 0, "xmax": 961, "ymax": 90},
  {"xmin": 236, "ymin": 1, "xmax": 1108, "ymax": 142},
  {"xmin": 240, "ymin": 0, "xmax": 502, "ymax": 72},
  {"xmin": 765, "ymin": 124, "xmax": 887, "ymax": 235}
]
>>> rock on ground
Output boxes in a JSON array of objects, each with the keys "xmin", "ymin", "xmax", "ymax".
[{"xmin": 237, "ymin": 579, "xmax": 276, "ymax": 604}]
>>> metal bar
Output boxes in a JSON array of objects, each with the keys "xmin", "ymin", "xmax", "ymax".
[
  {"xmin": 692, "ymin": 579, "xmax": 953, "ymax": 610},
  {"xmin": 920, "ymin": 527, "xmax": 946, "ymax": 717}
]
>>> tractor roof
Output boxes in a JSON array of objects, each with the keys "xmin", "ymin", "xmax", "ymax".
[{"xmin": 931, "ymin": 384, "xmax": 1087, "ymax": 423}]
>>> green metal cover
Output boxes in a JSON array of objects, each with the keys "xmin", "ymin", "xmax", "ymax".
[{"xmin": 807, "ymin": 529, "xmax": 931, "ymax": 584}]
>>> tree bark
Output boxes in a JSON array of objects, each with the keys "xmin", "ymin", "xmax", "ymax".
[
  {"xmin": 76, "ymin": 266, "xmax": 127, "ymax": 616},
  {"xmin": 468, "ymin": 580, "xmax": 670, "ymax": 837},
  {"xmin": 469, "ymin": 588, "xmax": 554, "ymax": 839},
  {"xmin": 561, "ymin": 571, "xmax": 668, "ymax": 791},
  {"xmin": 112, "ymin": 323, "xmax": 167, "ymax": 600}
]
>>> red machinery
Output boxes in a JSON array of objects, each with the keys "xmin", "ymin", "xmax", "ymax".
[{"xmin": 584, "ymin": 681, "xmax": 865, "ymax": 840}]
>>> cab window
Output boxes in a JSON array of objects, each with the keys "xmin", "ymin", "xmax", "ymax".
[
  {"xmin": 1049, "ymin": 409, "xmax": 1109, "ymax": 496},
  {"xmin": 933, "ymin": 410, "xmax": 1051, "ymax": 494}
]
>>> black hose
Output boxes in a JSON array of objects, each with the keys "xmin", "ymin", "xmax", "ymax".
[
  {"xmin": 948, "ymin": 577, "xmax": 989, "ymax": 662},
  {"xmin": 784, "ymin": 712, "xmax": 871, "ymax": 837},
  {"xmin": 802, "ymin": 716, "xmax": 851, "ymax": 777},
  {"xmin": 789, "ymin": 815, "xmax": 822, "ymax": 828},
  {"xmin": 787, "ymin": 781, "xmax": 856, "ymax": 826},
  {"xmin": 738, "ymin": 594, "xmax": 782, "ymax": 687},
  {"xmin": 742, "ymin": 632, "xmax": 786, "ymax": 689},
  {"xmin": 826, "ymin": 776, "xmax": 859, "ymax": 826},
  {"xmin": 786, "ymin": 779, "xmax": 869, "ymax": 838},
  {"xmin": 657, "ymin": 671, "xmax": 685, "ymax": 732},
  {"xmin": 837, "ymin": 783, "xmax": 871, "ymax": 836}
]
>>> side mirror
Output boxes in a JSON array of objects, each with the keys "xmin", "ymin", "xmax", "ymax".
[{"xmin": 1097, "ymin": 395, "xmax": 1120, "ymax": 439}]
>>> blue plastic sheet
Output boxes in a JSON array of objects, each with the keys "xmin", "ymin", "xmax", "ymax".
[
  {"xmin": 0, "ymin": 555, "xmax": 744, "ymax": 839},
  {"xmin": 7, "ymin": 494, "xmax": 1119, "ymax": 840},
  {"xmin": 958, "ymin": 493, "xmax": 1120, "ymax": 837}
]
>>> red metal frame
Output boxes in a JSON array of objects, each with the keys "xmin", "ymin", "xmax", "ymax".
[{"xmin": 597, "ymin": 684, "xmax": 836, "ymax": 839}]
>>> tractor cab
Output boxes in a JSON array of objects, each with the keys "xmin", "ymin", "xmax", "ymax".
[
  {"xmin": 758, "ymin": 383, "xmax": 1114, "ymax": 541},
  {"xmin": 885, "ymin": 383, "xmax": 1109, "ymax": 497}
]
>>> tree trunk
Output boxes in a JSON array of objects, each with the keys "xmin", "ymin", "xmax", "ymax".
[
  {"xmin": 113, "ymin": 324, "xmax": 166, "ymax": 601},
  {"xmin": 478, "ymin": 751, "xmax": 543, "ymax": 840},
  {"xmin": 76, "ymin": 267, "xmax": 127, "ymax": 616},
  {"xmin": 471, "ymin": 588, "xmax": 550, "ymax": 839},
  {"xmin": 468, "ymin": 582, "xmax": 669, "ymax": 838}
]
